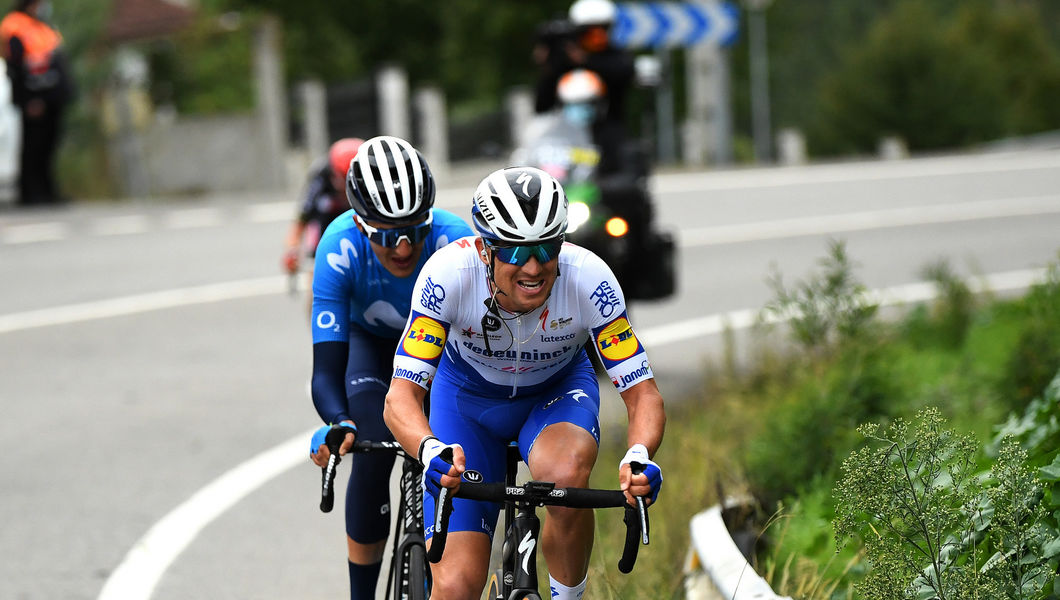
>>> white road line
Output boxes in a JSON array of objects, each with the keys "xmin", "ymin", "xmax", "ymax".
[
  {"xmin": 678, "ymin": 194, "xmax": 1060, "ymax": 247},
  {"xmin": 165, "ymin": 208, "xmax": 223, "ymax": 229},
  {"xmin": 93, "ymin": 215, "xmax": 151, "ymax": 236},
  {"xmin": 1, "ymin": 221, "xmax": 69, "ymax": 244},
  {"xmin": 96, "ymin": 431, "xmax": 312, "ymax": 600},
  {"xmin": 90, "ymin": 266, "xmax": 1049, "ymax": 600},
  {"xmin": 246, "ymin": 201, "xmax": 294, "ymax": 223},
  {"xmin": 0, "ymin": 277, "xmax": 285, "ymax": 334},
  {"xmin": 652, "ymin": 151, "xmax": 1060, "ymax": 195}
]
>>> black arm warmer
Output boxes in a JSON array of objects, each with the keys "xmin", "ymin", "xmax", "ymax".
[{"xmin": 311, "ymin": 341, "xmax": 351, "ymax": 424}]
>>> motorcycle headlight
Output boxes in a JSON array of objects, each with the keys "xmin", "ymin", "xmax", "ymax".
[
  {"xmin": 567, "ymin": 201, "xmax": 591, "ymax": 234},
  {"xmin": 605, "ymin": 217, "xmax": 629, "ymax": 238}
]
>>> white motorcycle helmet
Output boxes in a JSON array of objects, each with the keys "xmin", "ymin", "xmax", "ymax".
[{"xmin": 569, "ymin": 0, "xmax": 617, "ymax": 27}]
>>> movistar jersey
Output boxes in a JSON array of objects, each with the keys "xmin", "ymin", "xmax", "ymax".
[
  {"xmin": 311, "ymin": 208, "xmax": 473, "ymax": 341},
  {"xmin": 392, "ymin": 237, "xmax": 655, "ymax": 396}
]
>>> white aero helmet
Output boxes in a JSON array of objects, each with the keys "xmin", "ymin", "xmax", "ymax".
[
  {"xmin": 472, "ymin": 167, "xmax": 568, "ymax": 243},
  {"xmin": 346, "ymin": 135, "xmax": 435, "ymax": 224},
  {"xmin": 569, "ymin": 0, "xmax": 617, "ymax": 26}
]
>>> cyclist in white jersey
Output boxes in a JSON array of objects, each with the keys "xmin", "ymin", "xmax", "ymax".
[{"xmin": 384, "ymin": 166, "xmax": 666, "ymax": 600}]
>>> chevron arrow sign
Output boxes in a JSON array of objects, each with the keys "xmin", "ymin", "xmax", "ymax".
[{"xmin": 612, "ymin": 1, "xmax": 740, "ymax": 49}]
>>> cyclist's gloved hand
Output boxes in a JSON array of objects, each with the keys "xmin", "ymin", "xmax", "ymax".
[
  {"xmin": 620, "ymin": 443, "xmax": 663, "ymax": 504},
  {"xmin": 419, "ymin": 435, "xmax": 462, "ymax": 498},
  {"xmin": 310, "ymin": 422, "xmax": 357, "ymax": 458}
]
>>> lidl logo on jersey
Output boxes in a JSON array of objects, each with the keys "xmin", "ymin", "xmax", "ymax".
[
  {"xmin": 596, "ymin": 317, "xmax": 640, "ymax": 361},
  {"xmin": 402, "ymin": 316, "xmax": 446, "ymax": 360}
]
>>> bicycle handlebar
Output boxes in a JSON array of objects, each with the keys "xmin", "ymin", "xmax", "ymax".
[
  {"xmin": 318, "ymin": 427, "xmax": 410, "ymax": 513},
  {"xmin": 426, "ymin": 476, "xmax": 650, "ymax": 573}
]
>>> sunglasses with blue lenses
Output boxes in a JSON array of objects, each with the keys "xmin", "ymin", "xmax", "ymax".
[
  {"xmin": 356, "ymin": 212, "xmax": 433, "ymax": 248},
  {"xmin": 485, "ymin": 238, "xmax": 564, "ymax": 266}
]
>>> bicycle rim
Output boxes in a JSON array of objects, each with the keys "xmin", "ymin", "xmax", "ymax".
[{"xmin": 486, "ymin": 570, "xmax": 503, "ymax": 600}]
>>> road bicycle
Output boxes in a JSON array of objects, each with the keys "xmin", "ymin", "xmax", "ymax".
[
  {"xmin": 319, "ymin": 426, "xmax": 430, "ymax": 600},
  {"xmin": 427, "ymin": 444, "xmax": 649, "ymax": 600}
]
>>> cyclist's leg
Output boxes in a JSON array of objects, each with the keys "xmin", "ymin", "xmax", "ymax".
[
  {"xmin": 425, "ymin": 371, "xmax": 519, "ymax": 599},
  {"xmin": 342, "ymin": 328, "xmax": 399, "ymax": 598},
  {"xmin": 520, "ymin": 357, "xmax": 601, "ymax": 596}
]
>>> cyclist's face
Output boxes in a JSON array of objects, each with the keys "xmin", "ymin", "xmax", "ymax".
[
  {"xmin": 357, "ymin": 218, "xmax": 426, "ymax": 278},
  {"xmin": 477, "ymin": 238, "xmax": 559, "ymax": 313}
]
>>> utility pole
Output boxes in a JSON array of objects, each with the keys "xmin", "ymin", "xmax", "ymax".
[{"xmin": 745, "ymin": 0, "xmax": 773, "ymax": 163}]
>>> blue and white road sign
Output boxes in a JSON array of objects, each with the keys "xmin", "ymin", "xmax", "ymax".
[{"xmin": 612, "ymin": 1, "xmax": 740, "ymax": 49}]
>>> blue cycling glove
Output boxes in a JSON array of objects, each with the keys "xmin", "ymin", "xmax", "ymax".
[
  {"xmin": 419, "ymin": 435, "xmax": 461, "ymax": 498},
  {"xmin": 620, "ymin": 444, "xmax": 663, "ymax": 503},
  {"xmin": 310, "ymin": 422, "xmax": 358, "ymax": 455}
]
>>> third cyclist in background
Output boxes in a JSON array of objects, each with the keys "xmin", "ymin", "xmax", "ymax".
[{"xmin": 282, "ymin": 137, "xmax": 364, "ymax": 316}]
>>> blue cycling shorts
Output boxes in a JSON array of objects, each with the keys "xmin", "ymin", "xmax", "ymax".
[{"xmin": 423, "ymin": 355, "xmax": 601, "ymax": 540}]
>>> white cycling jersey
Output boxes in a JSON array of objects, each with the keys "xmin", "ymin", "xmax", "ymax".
[{"xmin": 392, "ymin": 236, "xmax": 654, "ymax": 397}]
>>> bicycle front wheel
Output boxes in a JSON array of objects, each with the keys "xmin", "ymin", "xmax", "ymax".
[
  {"xmin": 398, "ymin": 543, "xmax": 429, "ymax": 600},
  {"xmin": 486, "ymin": 571, "xmax": 503, "ymax": 600}
]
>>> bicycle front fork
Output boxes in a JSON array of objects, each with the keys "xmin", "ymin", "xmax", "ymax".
[{"xmin": 501, "ymin": 504, "xmax": 541, "ymax": 596}]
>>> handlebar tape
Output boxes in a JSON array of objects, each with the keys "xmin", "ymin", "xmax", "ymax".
[{"xmin": 426, "ymin": 447, "xmax": 455, "ymax": 564}]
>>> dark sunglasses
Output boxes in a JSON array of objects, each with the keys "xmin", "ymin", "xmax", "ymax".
[
  {"xmin": 356, "ymin": 212, "xmax": 433, "ymax": 248},
  {"xmin": 485, "ymin": 238, "xmax": 564, "ymax": 266}
]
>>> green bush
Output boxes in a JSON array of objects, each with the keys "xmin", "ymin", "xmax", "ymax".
[
  {"xmin": 810, "ymin": 0, "xmax": 1060, "ymax": 155},
  {"xmin": 1000, "ymin": 261, "xmax": 1060, "ymax": 410}
]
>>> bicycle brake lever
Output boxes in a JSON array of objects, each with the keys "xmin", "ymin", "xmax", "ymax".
[
  {"xmin": 319, "ymin": 427, "xmax": 350, "ymax": 513},
  {"xmin": 630, "ymin": 462, "xmax": 650, "ymax": 545}
]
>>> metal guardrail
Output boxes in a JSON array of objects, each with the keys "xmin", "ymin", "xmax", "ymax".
[{"xmin": 684, "ymin": 502, "xmax": 793, "ymax": 600}]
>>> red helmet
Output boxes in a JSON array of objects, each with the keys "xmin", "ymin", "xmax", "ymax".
[{"xmin": 328, "ymin": 137, "xmax": 365, "ymax": 180}]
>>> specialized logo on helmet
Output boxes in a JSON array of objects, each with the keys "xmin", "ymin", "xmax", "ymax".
[
  {"xmin": 509, "ymin": 170, "xmax": 541, "ymax": 201},
  {"xmin": 596, "ymin": 317, "xmax": 640, "ymax": 361},
  {"xmin": 402, "ymin": 316, "xmax": 446, "ymax": 360}
]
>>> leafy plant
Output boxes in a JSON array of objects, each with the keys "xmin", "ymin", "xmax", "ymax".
[
  {"xmin": 761, "ymin": 239, "xmax": 879, "ymax": 358},
  {"xmin": 834, "ymin": 407, "xmax": 984, "ymax": 600},
  {"xmin": 834, "ymin": 396, "xmax": 1060, "ymax": 600}
]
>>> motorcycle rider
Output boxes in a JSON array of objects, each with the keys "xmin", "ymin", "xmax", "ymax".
[{"xmin": 533, "ymin": 0, "xmax": 634, "ymax": 171}]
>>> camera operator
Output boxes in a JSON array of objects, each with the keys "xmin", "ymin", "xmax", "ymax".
[
  {"xmin": 532, "ymin": 0, "xmax": 634, "ymax": 175},
  {"xmin": 533, "ymin": 0, "xmax": 633, "ymax": 128}
]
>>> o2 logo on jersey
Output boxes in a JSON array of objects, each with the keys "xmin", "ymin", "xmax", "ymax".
[
  {"xmin": 402, "ymin": 316, "xmax": 446, "ymax": 360},
  {"xmin": 315, "ymin": 310, "xmax": 341, "ymax": 333},
  {"xmin": 596, "ymin": 317, "xmax": 640, "ymax": 361}
]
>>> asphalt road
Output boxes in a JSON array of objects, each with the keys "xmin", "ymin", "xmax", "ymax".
[{"xmin": 1, "ymin": 147, "xmax": 1058, "ymax": 600}]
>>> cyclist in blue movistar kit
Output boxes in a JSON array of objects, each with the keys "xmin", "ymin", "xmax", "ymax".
[
  {"xmin": 307, "ymin": 135, "xmax": 473, "ymax": 600},
  {"xmin": 383, "ymin": 166, "xmax": 666, "ymax": 600}
]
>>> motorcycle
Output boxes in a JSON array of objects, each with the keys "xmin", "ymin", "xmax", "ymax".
[{"xmin": 511, "ymin": 113, "xmax": 676, "ymax": 302}]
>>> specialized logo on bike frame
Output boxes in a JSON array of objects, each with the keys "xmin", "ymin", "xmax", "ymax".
[
  {"xmin": 596, "ymin": 317, "xmax": 640, "ymax": 361},
  {"xmin": 402, "ymin": 316, "xmax": 446, "ymax": 360},
  {"xmin": 590, "ymin": 280, "xmax": 620, "ymax": 318},
  {"xmin": 462, "ymin": 470, "xmax": 484, "ymax": 483},
  {"xmin": 420, "ymin": 276, "xmax": 446, "ymax": 312}
]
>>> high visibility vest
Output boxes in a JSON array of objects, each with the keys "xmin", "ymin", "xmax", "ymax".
[{"xmin": 1, "ymin": 11, "xmax": 62, "ymax": 77}]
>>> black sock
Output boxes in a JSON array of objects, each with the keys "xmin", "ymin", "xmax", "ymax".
[{"xmin": 348, "ymin": 560, "xmax": 382, "ymax": 600}]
